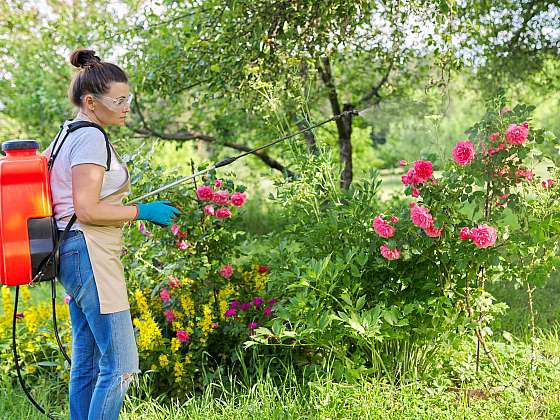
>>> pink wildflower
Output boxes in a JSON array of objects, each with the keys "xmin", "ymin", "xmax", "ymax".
[
  {"xmin": 240, "ymin": 303, "xmax": 251, "ymax": 312},
  {"xmin": 253, "ymin": 297, "xmax": 264, "ymax": 306},
  {"xmin": 212, "ymin": 190, "xmax": 230, "ymax": 206},
  {"xmin": 171, "ymin": 224, "xmax": 180, "ymax": 236},
  {"xmin": 138, "ymin": 222, "xmax": 153, "ymax": 238},
  {"xmin": 372, "ymin": 216, "xmax": 395, "ymax": 238},
  {"xmin": 410, "ymin": 205, "xmax": 433, "ymax": 229},
  {"xmin": 424, "ymin": 224, "xmax": 443, "ymax": 238},
  {"xmin": 196, "ymin": 185, "xmax": 214, "ymax": 201},
  {"xmin": 214, "ymin": 179, "xmax": 222, "ymax": 188},
  {"xmin": 459, "ymin": 227, "xmax": 471, "ymax": 240},
  {"xmin": 176, "ymin": 240, "xmax": 190, "ymax": 250},
  {"xmin": 168, "ymin": 276, "xmax": 181, "ymax": 289},
  {"xmin": 215, "ymin": 208, "xmax": 232, "ymax": 219},
  {"xmin": 399, "ymin": 160, "xmax": 407, "ymax": 166},
  {"xmin": 230, "ymin": 192, "xmax": 247, "ymax": 207},
  {"xmin": 225, "ymin": 309, "xmax": 237, "ymax": 317},
  {"xmin": 258, "ymin": 264, "xmax": 270, "ymax": 273},
  {"xmin": 263, "ymin": 307, "xmax": 272, "ymax": 317},
  {"xmin": 176, "ymin": 330, "xmax": 189, "ymax": 342},
  {"xmin": 165, "ymin": 310, "xmax": 176, "ymax": 322},
  {"xmin": 489, "ymin": 132, "xmax": 500, "ymax": 142},
  {"xmin": 380, "ymin": 244, "xmax": 401, "ymax": 260},
  {"xmin": 229, "ymin": 301, "xmax": 240, "ymax": 309},
  {"xmin": 452, "ymin": 141, "xmax": 476, "ymax": 166},
  {"xmin": 470, "ymin": 224, "xmax": 497, "ymax": 249},
  {"xmin": 506, "ymin": 122, "xmax": 529, "ymax": 145},
  {"xmin": 413, "ymin": 160, "xmax": 433, "ymax": 183},
  {"xmin": 160, "ymin": 288, "xmax": 170, "ymax": 303},
  {"xmin": 248, "ymin": 322, "xmax": 258, "ymax": 330},
  {"xmin": 219, "ymin": 265, "xmax": 234, "ymax": 279},
  {"xmin": 542, "ymin": 179, "xmax": 555, "ymax": 189},
  {"xmin": 268, "ymin": 299, "xmax": 277, "ymax": 306}
]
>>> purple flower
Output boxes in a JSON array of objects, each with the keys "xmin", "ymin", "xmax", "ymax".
[
  {"xmin": 229, "ymin": 301, "xmax": 240, "ymax": 309},
  {"xmin": 225, "ymin": 309, "xmax": 237, "ymax": 317},
  {"xmin": 240, "ymin": 303, "xmax": 251, "ymax": 312},
  {"xmin": 248, "ymin": 322, "xmax": 257, "ymax": 330},
  {"xmin": 253, "ymin": 297, "xmax": 264, "ymax": 306},
  {"xmin": 16, "ymin": 312, "xmax": 24, "ymax": 319},
  {"xmin": 263, "ymin": 307, "xmax": 272, "ymax": 317},
  {"xmin": 268, "ymin": 299, "xmax": 277, "ymax": 306}
]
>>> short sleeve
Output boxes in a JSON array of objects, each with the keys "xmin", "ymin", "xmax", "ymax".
[{"xmin": 68, "ymin": 127, "xmax": 109, "ymax": 169}]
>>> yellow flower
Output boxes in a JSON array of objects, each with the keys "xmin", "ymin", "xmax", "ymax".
[
  {"xmin": 133, "ymin": 316, "xmax": 162, "ymax": 351},
  {"xmin": 20, "ymin": 286, "xmax": 31, "ymax": 305},
  {"xmin": 159, "ymin": 354, "xmax": 169, "ymax": 367},
  {"xmin": 174, "ymin": 361, "xmax": 184, "ymax": 379},
  {"xmin": 184, "ymin": 353, "xmax": 192, "ymax": 365},
  {"xmin": 199, "ymin": 304, "xmax": 214, "ymax": 336},
  {"xmin": 171, "ymin": 338, "xmax": 180, "ymax": 353},
  {"xmin": 134, "ymin": 290, "xmax": 150, "ymax": 317},
  {"xmin": 181, "ymin": 294, "xmax": 195, "ymax": 317}
]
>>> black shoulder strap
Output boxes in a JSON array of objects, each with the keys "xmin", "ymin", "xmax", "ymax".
[{"xmin": 48, "ymin": 121, "xmax": 112, "ymax": 173}]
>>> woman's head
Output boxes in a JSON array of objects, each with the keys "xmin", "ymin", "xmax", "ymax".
[{"xmin": 68, "ymin": 48, "xmax": 131, "ymax": 127}]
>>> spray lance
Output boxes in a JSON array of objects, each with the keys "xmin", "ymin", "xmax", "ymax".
[{"xmin": 2, "ymin": 107, "xmax": 367, "ymax": 418}]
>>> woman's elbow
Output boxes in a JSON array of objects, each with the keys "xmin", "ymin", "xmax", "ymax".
[{"xmin": 74, "ymin": 204, "xmax": 96, "ymax": 224}]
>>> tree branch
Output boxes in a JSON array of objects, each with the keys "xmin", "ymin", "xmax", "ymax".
[{"xmin": 357, "ymin": 59, "xmax": 394, "ymax": 107}]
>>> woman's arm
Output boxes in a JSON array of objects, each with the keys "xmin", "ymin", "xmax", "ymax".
[{"xmin": 72, "ymin": 163, "xmax": 137, "ymax": 226}]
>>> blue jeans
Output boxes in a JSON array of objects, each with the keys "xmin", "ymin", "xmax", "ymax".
[{"xmin": 58, "ymin": 230, "xmax": 139, "ymax": 420}]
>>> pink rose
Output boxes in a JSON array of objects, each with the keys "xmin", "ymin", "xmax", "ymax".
[
  {"xmin": 452, "ymin": 141, "xmax": 476, "ymax": 166},
  {"xmin": 390, "ymin": 216, "xmax": 399, "ymax": 224},
  {"xmin": 413, "ymin": 160, "xmax": 433, "ymax": 183},
  {"xmin": 176, "ymin": 240, "xmax": 190, "ymax": 250},
  {"xmin": 424, "ymin": 224, "xmax": 443, "ymax": 238},
  {"xmin": 506, "ymin": 122, "xmax": 529, "ymax": 145},
  {"xmin": 171, "ymin": 224, "xmax": 180, "ymax": 236},
  {"xmin": 516, "ymin": 168, "xmax": 534, "ymax": 181},
  {"xmin": 372, "ymin": 216, "xmax": 395, "ymax": 238},
  {"xmin": 411, "ymin": 187, "xmax": 420, "ymax": 198},
  {"xmin": 459, "ymin": 227, "xmax": 471, "ymax": 240},
  {"xmin": 489, "ymin": 132, "xmax": 500, "ymax": 142},
  {"xmin": 212, "ymin": 190, "xmax": 230, "ymax": 206},
  {"xmin": 203, "ymin": 205, "xmax": 215, "ymax": 216},
  {"xmin": 215, "ymin": 208, "xmax": 232, "ymax": 219},
  {"xmin": 410, "ymin": 205, "xmax": 433, "ymax": 229},
  {"xmin": 176, "ymin": 330, "xmax": 189, "ymax": 342},
  {"xmin": 399, "ymin": 160, "xmax": 408, "ymax": 166},
  {"xmin": 230, "ymin": 192, "xmax": 247, "ymax": 207},
  {"xmin": 542, "ymin": 179, "xmax": 555, "ymax": 189},
  {"xmin": 380, "ymin": 244, "xmax": 401, "ymax": 260},
  {"xmin": 258, "ymin": 264, "xmax": 269, "ymax": 273},
  {"xmin": 470, "ymin": 224, "xmax": 497, "ymax": 249},
  {"xmin": 168, "ymin": 276, "xmax": 181, "ymax": 289},
  {"xmin": 164, "ymin": 310, "xmax": 176, "ymax": 322},
  {"xmin": 196, "ymin": 185, "xmax": 214, "ymax": 201},
  {"xmin": 138, "ymin": 222, "xmax": 153, "ymax": 238},
  {"xmin": 219, "ymin": 265, "xmax": 234, "ymax": 279},
  {"xmin": 214, "ymin": 179, "xmax": 222, "ymax": 188},
  {"xmin": 160, "ymin": 288, "xmax": 170, "ymax": 303}
]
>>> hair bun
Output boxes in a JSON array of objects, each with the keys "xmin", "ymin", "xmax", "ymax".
[{"xmin": 69, "ymin": 48, "xmax": 102, "ymax": 69}]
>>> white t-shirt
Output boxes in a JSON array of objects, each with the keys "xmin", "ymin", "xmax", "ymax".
[{"xmin": 43, "ymin": 118, "xmax": 128, "ymax": 230}]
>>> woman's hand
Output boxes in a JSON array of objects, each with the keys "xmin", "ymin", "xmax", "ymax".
[{"xmin": 135, "ymin": 200, "xmax": 181, "ymax": 226}]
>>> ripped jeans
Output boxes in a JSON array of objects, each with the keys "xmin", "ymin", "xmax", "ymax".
[{"xmin": 58, "ymin": 230, "xmax": 139, "ymax": 420}]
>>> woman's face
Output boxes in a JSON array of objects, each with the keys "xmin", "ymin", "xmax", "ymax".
[{"xmin": 83, "ymin": 82, "xmax": 131, "ymax": 127}]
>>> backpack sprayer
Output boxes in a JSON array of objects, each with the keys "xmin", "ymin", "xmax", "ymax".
[{"xmin": 1, "ymin": 108, "xmax": 363, "ymax": 418}]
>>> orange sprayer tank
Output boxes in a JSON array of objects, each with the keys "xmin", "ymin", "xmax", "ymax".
[{"xmin": 0, "ymin": 140, "xmax": 57, "ymax": 286}]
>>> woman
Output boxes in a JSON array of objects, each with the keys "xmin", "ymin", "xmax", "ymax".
[{"xmin": 44, "ymin": 48, "xmax": 179, "ymax": 419}]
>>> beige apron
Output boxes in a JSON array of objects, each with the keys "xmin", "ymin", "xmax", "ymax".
[
  {"xmin": 56, "ymin": 113, "xmax": 132, "ymax": 314},
  {"xmin": 80, "ymin": 167, "xmax": 131, "ymax": 314}
]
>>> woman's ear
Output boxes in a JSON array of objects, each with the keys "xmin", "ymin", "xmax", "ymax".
[{"xmin": 83, "ymin": 94, "xmax": 95, "ymax": 111}]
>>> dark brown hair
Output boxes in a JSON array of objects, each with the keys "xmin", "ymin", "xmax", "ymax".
[{"xmin": 68, "ymin": 48, "xmax": 128, "ymax": 107}]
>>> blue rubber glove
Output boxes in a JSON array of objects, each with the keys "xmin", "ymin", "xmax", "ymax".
[{"xmin": 136, "ymin": 200, "xmax": 181, "ymax": 226}]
